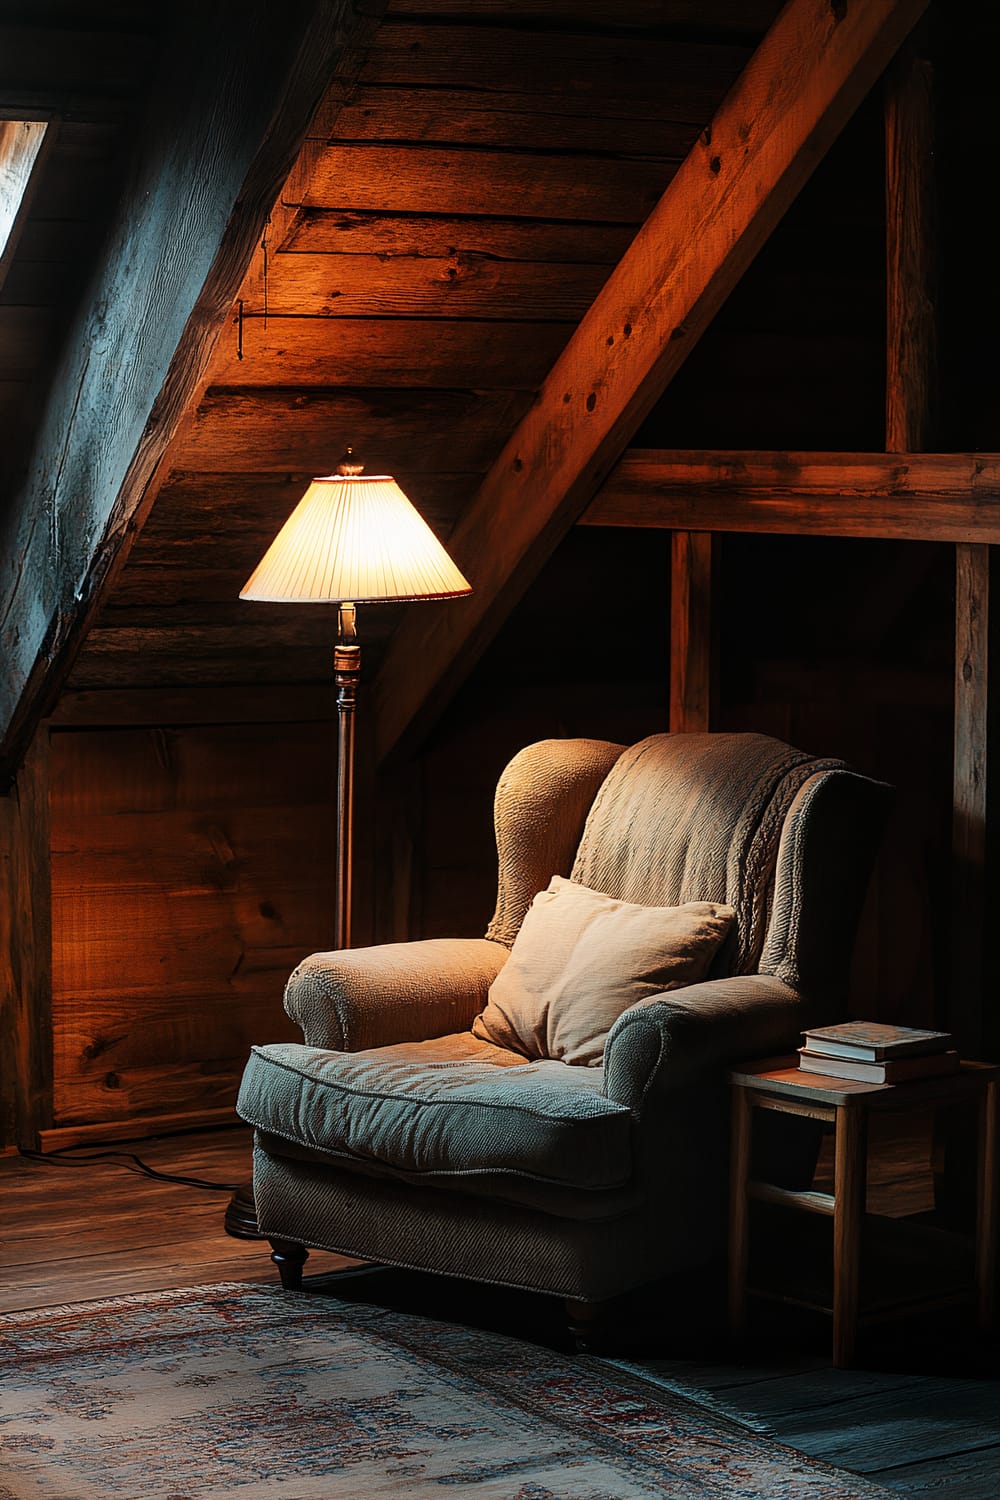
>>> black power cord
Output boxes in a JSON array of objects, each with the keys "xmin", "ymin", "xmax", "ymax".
[{"xmin": 19, "ymin": 1146, "xmax": 241, "ymax": 1192}]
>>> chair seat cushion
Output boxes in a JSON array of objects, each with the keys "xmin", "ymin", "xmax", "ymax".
[{"xmin": 236, "ymin": 1036, "xmax": 635, "ymax": 1193}]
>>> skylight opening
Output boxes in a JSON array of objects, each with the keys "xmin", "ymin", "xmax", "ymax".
[{"xmin": 0, "ymin": 119, "xmax": 50, "ymax": 279}]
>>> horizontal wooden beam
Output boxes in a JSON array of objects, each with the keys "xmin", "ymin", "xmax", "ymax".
[
  {"xmin": 372, "ymin": 0, "xmax": 927, "ymax": 764},
  {"xmin": 583, "ymin": 450, "xmax": 1000, "ymax": 541}
]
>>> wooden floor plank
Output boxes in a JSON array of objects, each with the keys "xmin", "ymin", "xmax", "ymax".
[
  {"xmin": 0, "ymin": 1126, "xmax": 354, "ymax": 1313},
  {"xmin": 769, "ymin": 1379, "xmax": 1000, "ymax": 1474},
  {"xmin": 876, "ymin": 1447, "xmax": 1000, "ymax": 1496}
]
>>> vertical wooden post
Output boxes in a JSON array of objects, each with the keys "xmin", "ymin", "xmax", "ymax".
[
  {"xmin": 728, "ymin": 1087, "xmax": 753, "ymax": 1336},
  {"xmin": 669, "ymin": 531, "xmax": 716, "ymax": 733},
  {"xmin": 952, "ymin": 546, "xmax": 992, "ymax": 1057},
  {"xmin": 976, "ymin": 1079, "xmax": 998, "ymax": 1330},
  {"xmin": 832, "ymin": 1105, "xmax": 867, "ymax": 1369},
  {"xmin": 885, "ymin": 45, "xmax": 937, "ymax": 452},
  {"xmin": 0, "ymin": 730, "xmax": 53, "ymax": 1149}
]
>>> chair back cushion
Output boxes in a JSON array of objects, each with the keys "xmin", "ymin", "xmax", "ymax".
[{"xmin": 570, "ymin": 733, "xmax": 844, "ymax": 976}]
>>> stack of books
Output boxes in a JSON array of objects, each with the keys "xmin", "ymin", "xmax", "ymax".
[{"xmin": 797, "ymin": 1021, "xmax": 959, "ymax": 1083}]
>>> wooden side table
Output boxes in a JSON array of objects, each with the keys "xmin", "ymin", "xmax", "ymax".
[{"xmin": 728, "ymin": 1056, "xmax": 999, "ymax": 1368}]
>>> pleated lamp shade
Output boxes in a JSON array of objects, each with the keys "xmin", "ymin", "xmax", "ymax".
[{"xmin": 240, "ymin": 471, "xmax": 471, "ymax": 604}]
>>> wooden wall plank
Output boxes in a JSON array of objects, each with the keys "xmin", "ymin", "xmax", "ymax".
[
  {"xmin": 372, "ymin": 0, "xmax": 929, "ymax": 764},
  {"xmin": 0, "ymin": 733, "xmax": 52, "ymax": 1148},
  {"xmin": 134, "ymin": 471, "xmax": 473, "ymax": 546},
  {"xmin": 0, "ymin": 25, "xmax": 154, "ymax": 114},
  {"xmin": 584, "ymin": 450, "xmax": 1000, "ymax": 541},
  {"xmin": 360, "ymin": 24, "xmax": 748, "ymax": 111},
  {"xmin": 95, "ymin": 568, "xmax": 289, "ymax": 611},
  {"xmin": 174, "ymin": 389, "xmax": 531, "ymax": 474},
  {"xmin": 37, "ymin": 1107, "xmax": 243, "ymax": 1151},
  {"xmin": 49, "ymin": 685, "xmax": 336, "ymax": 728},
  {"xmin": 51, "ymin": 887, "xmax": 321, "ymax": 1002},
  {"xmin": 65, "ymin": 627, "xmax": 389, "ymax": 692},
  {"xmin": 384, "ymin": 0, "xmax": 780, "ymax": 28},
  {"xmin": 670, "ymin": 532, "xmax": 716, "ymax": 732},
  {"xmin": 282, "ymin": 211, "xmax": 634, "ymax": 264},
  {"xmin": 305, "ymin": 144, "xmax": 675, "ymax": 221},
  {"xmin": 212, "ymin": 317, "xmax": 572, "ymax": 388},
  {"xmin": 47, "ymin": 724, "xmax": 335, "ymax": 1130},
  {"xmin": 51, "ymin": 1061, "xmax": 259, "ymax": 1132},
  {"xmin": 238, "ymin": 253, "xmax": 611, "ymax": 322},
  {"xmin": 48, "ymin": 724, "xmax": 334, "ymax": 814},
  {"xmin": 330, "ymin": 86, "xmax": 702, "ymax": 156}
]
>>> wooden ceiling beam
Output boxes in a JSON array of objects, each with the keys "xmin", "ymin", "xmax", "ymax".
[
  {"xmin": 372, "ymin": 0, "xmax": 928, "ymax": 764},
  {"xmin": 0, "ymin": 1, "xmax": 381, "ymax": 781},
  {"xmin": 583, "ymin": 450, "xmax": 1000, "ymax": 542}
]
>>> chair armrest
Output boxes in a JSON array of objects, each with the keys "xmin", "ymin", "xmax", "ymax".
[
  {"xmin": 283, "ymin": 937, "xmax": 508, "ymax": 1051},
  {"xmin": 602, "ymin": 974, "xmax": 805, "ymax": 1109}
]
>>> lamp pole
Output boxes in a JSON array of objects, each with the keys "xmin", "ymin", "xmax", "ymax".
[{"xmin": 333, "ymin": 600, "xmax": 359, "ymax": 950}]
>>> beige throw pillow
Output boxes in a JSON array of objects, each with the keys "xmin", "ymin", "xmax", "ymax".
[{"xmin": 472, "ymin": 875, "xmax": 735, "ymax": 1067}]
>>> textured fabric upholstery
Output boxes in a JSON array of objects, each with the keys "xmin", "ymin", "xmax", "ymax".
[
  {"xmin": 474, "ymin": 877, "xmax": 735, "ymax": 1065},
  {"xmin": 602, "ymin": 974, "xmax": 804, "ymax": 1109},
  {"xmin": 284, "ymin": 937, "xmax": 507, "ymax": 1051},
  {"xmin": 487, "ymin": 738, "xmax": 624, "ymax": 948},
  {"xmin": 251, "ymin": 1143, "xmax": 699, "ymax": 1298},
  {"xmin": 238, "ymin": 1038, "xmax": 633, "ymax": 1192},
  {"xmin": 239, "ymin": 731, "xmax": 891, "ymax": 1306},
  {"xmin": 572, "ymin": 733, "xmax": 845, "ymax": 975}
]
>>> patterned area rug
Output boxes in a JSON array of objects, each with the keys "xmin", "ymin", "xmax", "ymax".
[{"xmin": 0, "ymin": 1283, "xmax": 895, "ymax": 1499}]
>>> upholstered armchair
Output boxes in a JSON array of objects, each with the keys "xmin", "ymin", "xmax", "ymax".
[{"xmin": 235, "ymin": 732, "xmax": 890, "ymax": 1326}]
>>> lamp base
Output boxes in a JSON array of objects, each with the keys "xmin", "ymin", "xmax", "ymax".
[{"xmin": 224, "ymin": 1181, "xmax": 264, "ymax": 1240}]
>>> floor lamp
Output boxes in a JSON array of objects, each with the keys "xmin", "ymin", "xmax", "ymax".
[
  {"xmin": 225, "ymin": 451, "xmax": 470, "ymax": 1242},
  {"xmin": 239, "ymin": 449, "xmax": 472, "ymax": 951}
]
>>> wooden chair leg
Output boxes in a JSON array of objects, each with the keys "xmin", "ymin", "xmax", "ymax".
[
  {"xmin": 564, "ymin": 1298, "xmax": 599, "ymax": 1353},
  {"xmin": 269, "ymin": 1239, "xmax": 309, "ymax": 1290}
]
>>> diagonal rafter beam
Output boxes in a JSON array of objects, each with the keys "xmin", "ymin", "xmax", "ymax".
[
  {"xmin": 0, "ymin": 1, "xmax": 380, "ymax": 782},
  {"xmin": 373, "ymin": 0, "xmax": 928, "ymax": 764}
]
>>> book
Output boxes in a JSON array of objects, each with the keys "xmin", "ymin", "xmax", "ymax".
[
  {"xmin": 801, "ymin": 1020, "xmax": 952, "ymax": 1062},
  {"xmin": 797, "ymin": 1047, "xmax": 961, "ymax": 1084}
]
